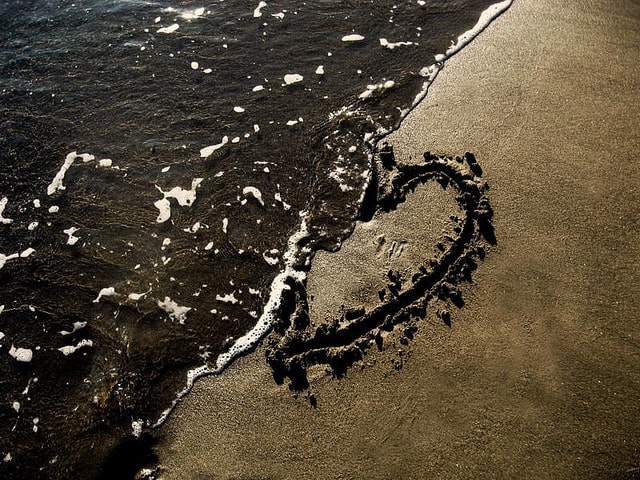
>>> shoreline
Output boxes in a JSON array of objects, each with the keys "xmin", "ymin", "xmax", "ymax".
[
  {"xmin": 143, "ymin": 0, "xmax": 514, "ymax": 433},
  {"xmin": 156, "ymin": 1, "xmax": 640, "ymax": 478}
]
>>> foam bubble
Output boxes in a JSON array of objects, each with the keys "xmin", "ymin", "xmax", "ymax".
[
  {"xmin": 215, "ymin": 292, "xmax": 238, "ymax": 304},
  {"xmin": 253, "ymin": 1, "xmax": 267, "ymax": 18},
  {"xmin": 9, "ymin": 345, "xmax": 33, "ymax": 363},
  {"xmin": 200, "ymin": 136, "xmax": 229, "ymax": 157},
  {"xmin": 58, "ymin": 339, "xmax": 93, "ymax": 356},
  {"xmin": 157, "ymin": 24, "xmax": 179, "ymax": 34},
  {"xmin": 157, "ymin": 297, "xmax": 192, "ymax": 324},
  {"xmin": 283, "ymin": 73, "xmax": 303, "ymax": 85},
  {"xmin": 127, "ymin": 292, "xmax": 147, "ymax": 301},
  {"xmin": 262, "ymin": 249, "xmax": 280, "ymax": 265},
  {"xmin": 154, "ymin": 178, "xmax": 204, "ymax": 223},
  {"xmin": 0, "ymin": 197, "xmax": 13, "ymax": 224},
  {"xmin": 63, "ymin": 227, "xmax": 80, "ymax": 245},
  {"xmin": 242, "ymin": 186, "xmax": 264, "ymax": 206},
  {"xmin": 59, "ymin": 321, "xmax": 87, "ymax": 336},
  {"xmin": 0, "ymin": 252, "xmax": 19, "ymax": 270},
  {"xmin": 47, "ymin": 151, "xmax": 95, "ymax": 196},
  {"xmin": 93, "ymin": 287, "xmax": 116, "ymax": 303},
  {"xmin": 341, "ymin": 34, "xmax": 364, "ymax": 42},
  {"xmin": 379, "ymin": 38, "xmax": 417, "ymax": 49},
  {"xmin": 131, "ymin": 420, "xmax": 143, "ymax": 438}
]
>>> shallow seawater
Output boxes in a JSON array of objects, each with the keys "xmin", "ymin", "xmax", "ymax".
[{"xmin": 0, "ymin": 1, "xmax": 507, "ymax": 478}]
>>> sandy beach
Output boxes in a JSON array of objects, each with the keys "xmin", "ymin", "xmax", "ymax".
[{"xmin": 155, "ymin": 1, "xmax": 640, "ymax": 479}]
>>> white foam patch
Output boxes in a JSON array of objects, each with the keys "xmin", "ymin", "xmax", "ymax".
[
  {"xmin": 0, "ymin": 253, "xmax": 19, "ymax": 270},
  {"xmin": 233, "ymin": 106, "xmax": 245, "ymax": 113},
  {"xmin": 329, "ymin": 166, "xmax": 354, "ymax": 192},
  {"xmin": 93, "ymin": 287, "xmax": 116, "ymax": 303},
  {"xmin": 262, "ymin": 249, "xmax": 280, "ymax": 265},
  {"xmin": 47, "ymin": 151, "xmax": 95, "ymax": 196},
  {"xmin": 131, "ymin": 420, "xmax": 144, "ymax": 438},
  {"xmin": 0, "ymin": 332, "xmax": 4, "ymax": 340},
  {"xmin": 19, "ymin": 248, "xmax": 34, "ymax": 258},
  {"xmin": 0, "ymin": 197, "xmax": 13, "ymax": 224},
  {"xmin": 315, "ymin": 65, "xmax": 324, "ymax": 75},
  {"xmin": 98, "ymin": 159, "xmax": 112, "ymax": 168},
  {"xmin": 242, "ymin": 186, "xmax": 264, "ymax": 206},
  {"xmin": 33, "ymin": 199, "xmax": 40, "ymax": 208},
  {"xmin": 253, "ymin": 1, "xmax": 267, "ymax": 18},
  {"xmin": 48, "ymin": 206, "xmax": 59, "ymax": 213},
  {"xmin": 60, "ymin": 321, "xmax": 87, "ymax": 336},
  {"xmin": 184, "ymin": 221, "xmax": 201, "ymax": 233},
  {"xmin": 28, "ymin": 221, "xmax": 39, "ymax": 231},
  {"xmin": 215, "ymin": 292, "xmax": 238, "ymax": 304},
  {"xmin": 341, "ymin": 34, "xmax": 364, "ymax": 42},
  {"xmin": 446, "ymin": 0, "xmax": 512, "ymax": 58},
  {"xmin": 222, "ymin": 218, "xmax": 228, "ymax": 234},
  {"xmin": 9, "ymin": 345, "xmax": 33, "ymax": 363},
  {"xmin": 283, "ymin": 73, "xmax": 303, "ymax": 85},
  {"xmin": 252, "ymin": 85, "xmax": 264, "ymax": 92},
  {"xmin": 274, "ymin": 192, "xmax": 291, "ymax": 210},
  {"xmin": 379, "ymin": 38, "xmax": 417, "ymax": 49},
  {"xmin": 157, "ymin": 23, "xmax": 179, "ymax": 34},
  {"xmin": 127, "ymin": 292, "xmax": 145, "ymax": 301},
  {"xmin": 204, "ymin": 241, "xmax": 214, "ymax": 250},
  {"xmin": 180, "ymin": 7, "xmax": 205, "ymax": 20},
  {"xmin": 157, "ymin": 297, "xmax": 192, "ymax": 324},
  {"xmin": 63, "ymin": 227, "xmax": 80, "ymax": 245},
  {"xmin": 154, "ymin": 178, "xmax": 203, "ymax": 223},
  {"xmin": 359, "ymin": 80, "xmax": 395, "ymax": 99},
  {"xmin": 200, "ymin": 136, "xmax": 229, "ymax": 157},
  {"xmin": 58, "ymin": 339, "xmax": 93, "ymax": 356}
]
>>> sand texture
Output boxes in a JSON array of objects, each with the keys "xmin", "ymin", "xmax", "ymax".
[{"xmin": 155, "ymin": 1, "xmax": 640, "ymax": 478}]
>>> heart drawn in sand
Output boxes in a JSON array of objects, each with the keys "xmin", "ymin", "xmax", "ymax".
[{"xmin": 264, "ymin": 149, "xmax": 497, "ymax": 391}]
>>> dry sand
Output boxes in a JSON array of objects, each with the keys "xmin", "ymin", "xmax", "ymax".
[{"xmin": 155, "ymin": 1, "xmax": 640, "ymax": 478}]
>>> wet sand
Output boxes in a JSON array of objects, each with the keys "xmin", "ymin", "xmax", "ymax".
[{"xmin": 156, "ymin": 1, "xmax": 640, "ymax": 479}]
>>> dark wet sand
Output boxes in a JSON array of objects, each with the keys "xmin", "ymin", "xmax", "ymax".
[{"xmin": 156, "ymin": 1, "xmax": 640, "ymax": 478}]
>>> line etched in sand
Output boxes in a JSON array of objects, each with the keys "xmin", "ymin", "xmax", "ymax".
[{"xmin": 265, "ymin": 149, "xmax": 496, "ymax": 389}]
